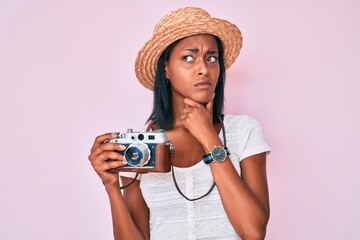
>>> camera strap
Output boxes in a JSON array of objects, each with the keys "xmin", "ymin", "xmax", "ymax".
[
  {"xmin": 170, "ymin": 119, "xmax": 227, "ymax": 201},
  {"xmin": 128, "ymin": 118, "xmax": 227, "ymax": 201}
]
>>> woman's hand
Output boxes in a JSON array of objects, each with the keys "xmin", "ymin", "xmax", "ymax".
[
  {"xmin": 180, "ymin": 95, "xmax": 219, "ymax": 149},
  {"xmin": 88, "ymin": 133, "xmax": 128, "ymax": 187}
]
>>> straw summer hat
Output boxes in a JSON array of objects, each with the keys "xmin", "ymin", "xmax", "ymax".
[{"xmin": 135, "ymin": 7, "xmax": 243, "ymax": 90}]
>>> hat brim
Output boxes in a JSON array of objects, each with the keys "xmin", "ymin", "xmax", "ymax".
[{"xmin": 135, "ymin": 17, "xmax": 242, "ymax": 90}]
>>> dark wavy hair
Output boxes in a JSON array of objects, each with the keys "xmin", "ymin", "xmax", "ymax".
[{"xmin": 147, "ymin": 35, "xmax": 226, "ymax": 130}]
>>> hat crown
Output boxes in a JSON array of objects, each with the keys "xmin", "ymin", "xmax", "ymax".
[
  {"xmin": 153, "ymin": 7, "xmax": 211, "ymax": 35},
  {"xmin": 135, "ymin": 7, "xmax": 242, "ymax": 90}
]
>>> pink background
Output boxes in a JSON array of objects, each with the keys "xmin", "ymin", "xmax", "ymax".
[{"xmin": 1, "ymin": 1, "xmax": 359, "ymax": 239}]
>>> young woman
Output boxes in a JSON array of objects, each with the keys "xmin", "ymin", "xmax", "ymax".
[{"xmin": 89, "ymin": 7, "xmax": 271, "ymax": 240}]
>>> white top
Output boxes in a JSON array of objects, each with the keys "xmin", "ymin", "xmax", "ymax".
[{"xmin": 121, "ymin": 115, "xmax": 271, "ymax": 240}]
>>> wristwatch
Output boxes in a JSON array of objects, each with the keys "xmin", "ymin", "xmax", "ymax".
[{"xmin": 203, "ymin": 146, "xmax": 230, "ymax": 164}]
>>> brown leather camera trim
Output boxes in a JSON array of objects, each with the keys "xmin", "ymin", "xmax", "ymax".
[
  {"xmin": 154, "ymin": 142, "xmax": 171, "ymax": 172},
  {"xmin": 114, "ymin": 142, "xmax": 171, "ymax": 173}
]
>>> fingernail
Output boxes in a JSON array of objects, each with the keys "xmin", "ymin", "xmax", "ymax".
[
  {"xmin": 111, "ymin": 132, "xmax": 120, "ymax": 137},
  {"xmin": 119, "ymin": 145, "xmax": 126, "ymax": 150}
]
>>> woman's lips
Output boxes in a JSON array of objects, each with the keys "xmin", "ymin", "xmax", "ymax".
[{"xmin": 194, "ymin": 80, "xmax": 211, "ymax": 89}]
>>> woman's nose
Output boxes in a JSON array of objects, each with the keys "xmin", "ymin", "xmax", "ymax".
[{"xmin": 197, "ymin": 59, "xmax": 208, "ymax": 76}]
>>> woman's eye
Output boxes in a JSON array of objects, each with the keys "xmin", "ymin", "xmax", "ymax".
[
  {"xmin": 183, "ymin": 55, "xmax": 194, "ymax": 62},
  {"xmin": 207, "ymin": 56, "xmax": 217, "ymax": 62}
]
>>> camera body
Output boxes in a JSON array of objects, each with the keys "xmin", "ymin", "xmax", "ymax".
[{"xmin": 107, "ymin": 129, "xmax": 172, "ymax": 173}]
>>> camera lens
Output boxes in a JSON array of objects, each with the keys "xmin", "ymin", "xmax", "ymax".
[
  {"xmin": 126, "ymin": 148, "xmax": 142, "ymax": 161},
  {"xmin": 124, "ymin": 141, "xmax": 151, "ymax": 167}
]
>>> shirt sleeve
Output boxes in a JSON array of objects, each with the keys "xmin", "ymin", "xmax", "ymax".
[{"xmin": 239, "ymin": 120, "xmax": 271, "ymax": 161}]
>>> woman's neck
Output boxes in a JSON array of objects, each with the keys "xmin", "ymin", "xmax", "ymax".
[
  {"xmin": 172, "ymin": 103, "xmax": 185, "ymax": 128},
  {"xmin": 171, "ymin": 95, "xmax": 199, "ymax": 128}
]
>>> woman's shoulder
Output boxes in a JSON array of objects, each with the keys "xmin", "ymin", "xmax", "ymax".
[
  {"xmin": 223, "ymin": 114, "xmax": 270, "ymax": 160},
  {"xmin": 224, "ymin": 114, "xmax": 261, "ymax": 130}
]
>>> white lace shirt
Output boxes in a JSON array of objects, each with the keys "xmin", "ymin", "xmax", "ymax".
[{"xmin": 122, "ymin": 115, "xmax": 271, "ymax": 240}]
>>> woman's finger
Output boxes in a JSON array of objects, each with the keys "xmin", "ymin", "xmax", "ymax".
[
  {"xmin": 90, "ymin": 142, "xmax": 126, "ymax": 160},
  {"xmin": 89, "ymin": 149, "xmax": 126, "ymax": 167},
  {"xmin": 90, "ymin": 132, "xmax": 119, "ymax": 153},
  {"xmin": 91, "ymin": 152, "xmax": 127, "ymax": 173}
]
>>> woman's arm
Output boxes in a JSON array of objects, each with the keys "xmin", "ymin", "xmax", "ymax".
[
  {"xmin": 88, "ymin": 133, "xmax": 149, "ymax": 240},
  {"xmin": 208, "ymin": 152, "xmax": 269, "ymax": 240},
  {"xmin": 199, "ymin": 133, "xmax": 269, "ymax": 239},
  {"xmin": 105, "ymin": 178, "xmax": 149, "ymax": 240},
  {"xmin": 119, "ymin": 177, "xmax": 150, "ymax": 240}
]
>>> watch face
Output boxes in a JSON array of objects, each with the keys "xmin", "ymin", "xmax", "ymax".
[{"xmin": 211, "ymin": 146, "xmax": 227, "ymax": 162}]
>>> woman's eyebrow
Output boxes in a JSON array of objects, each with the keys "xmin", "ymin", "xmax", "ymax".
[{"xmin": 184, "ymin": 48, "xmax": 218, "ymax": 54}]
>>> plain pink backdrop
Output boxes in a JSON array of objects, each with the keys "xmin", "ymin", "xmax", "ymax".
[{"xmin": 1, "ymin": 0, "xmax": 359, "ymax": 239}]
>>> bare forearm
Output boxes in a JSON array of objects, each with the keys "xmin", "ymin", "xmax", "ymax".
[
  {"xmin": 210, "ymin": 161, "xmax": 269, "ymax": 239},
  {"xmin": 202, "ymin": 136, "xmax": 268, "ymax": 238},
  {"xmin": 106, "ymin": 186, "xmax": 146, "ymax": 240}
]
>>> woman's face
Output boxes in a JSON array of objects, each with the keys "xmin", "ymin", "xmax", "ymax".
[{"xmin": 165, "ymin": 34, "xmax": 220, "ymax": 105}]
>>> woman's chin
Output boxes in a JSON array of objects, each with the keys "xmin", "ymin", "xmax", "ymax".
[{"xmin": 191, "ymin": 94, "xmax": 213, "ymax": 105}]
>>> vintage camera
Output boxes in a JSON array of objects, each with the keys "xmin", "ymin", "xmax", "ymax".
[{"xmin": 107, "ymin": 129, "xmax": 172, "ymax": 173}]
